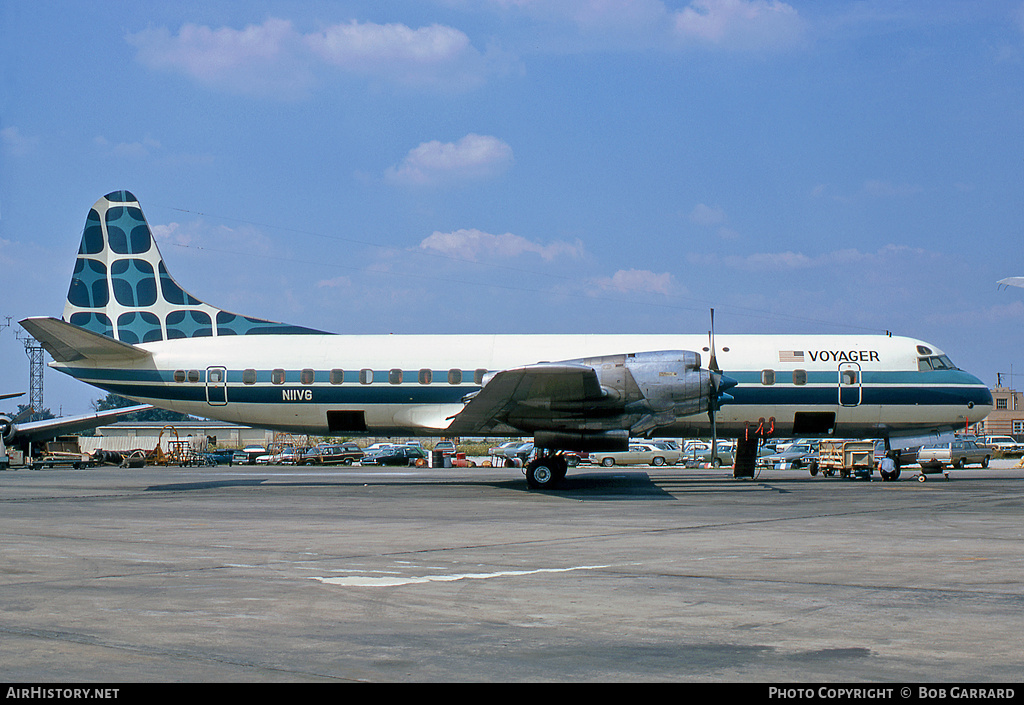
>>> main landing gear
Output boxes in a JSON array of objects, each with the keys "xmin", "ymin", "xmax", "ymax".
[{"xmin": 525, "ymin": 452, "xmax": 569, "ymax": 490}]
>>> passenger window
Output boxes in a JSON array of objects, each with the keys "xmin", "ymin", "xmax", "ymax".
[
  {"xmin": 301, "ymin": 369, "xmax": 314, "ymax": 385},
  {"xmin": 418, "ymin": 369, "xmax": 432, "ymax": 385},
  {"xmin": 271, "ymin": 369, "xmax": 285, "ymax": 385},
  {"xmin": 330, "ymin": 369, "xmax": 344, "ymax": 385},
  {"xmin": 448, "ymin": 369, "xmax": 463, "ymax": 385},
  {"xmin": 188, "ymin": 369, "xmax": 200, "ymax": 383},
  {"xmin": 174, "ymin": 370, "xmax": 186, "ymax": 383},
  {"xmin": 761, "ymin": 369, "xmax": 775, "ymax": 386},
  {"xmin": 360, "ymin": 368, "xmax": 373, "ymax": 385},
  {"xmin": 475, "ymin": 369, "xmax": 487, "ymax": 384},
  {"xmin": 243, "ymin": 369, "xmax": 256, "ymax": 385},
  {"xmin": 792, "ymin": 370, "xmax": 807, "ymax": 386},
  {"xmin": 842, "ymin": 370, "xmax": 858, "ymax": 385},
  {"xmin": 209, "ymin": 369, "xmax": 223, "ymax": 383},
  {"xmin": 389, "ymin": 369, "xmax": 403, "ymax": 384}
]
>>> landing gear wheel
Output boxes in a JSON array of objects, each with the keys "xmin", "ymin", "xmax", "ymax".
[
  {"xmin": 526, "ymin": 456, "xmax": 567, "ymax": 490},
  {"xmin": 918, "ymin": 473, "xmax": 927, "ymax": 482}
]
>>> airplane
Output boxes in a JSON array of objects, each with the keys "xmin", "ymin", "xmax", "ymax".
[
  {"xmin": 19, "ymin": 190, "xmax": 993, "ymax": 488},
  {"xmin": 0, "ymin": 396, "xmax": 151, "ymax": 468}
]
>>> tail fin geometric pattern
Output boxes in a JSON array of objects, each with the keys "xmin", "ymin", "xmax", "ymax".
[{"xmin": 63, "ymin": 191, "xmax": 323, "ymax": 342}]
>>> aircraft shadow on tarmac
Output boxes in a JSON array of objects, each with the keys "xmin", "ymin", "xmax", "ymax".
[{"xmin": 139, "ymin": 470, "xmax": 805, "ymax": 500}]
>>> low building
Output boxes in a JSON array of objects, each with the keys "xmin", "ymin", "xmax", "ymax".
[
  {"xmin": 977, "ymin": 386, "xmax": 1024, "ymax": 440},
  {"xmin": 80, "ymin": 420, "xmax": 278, "ymax": 455}
]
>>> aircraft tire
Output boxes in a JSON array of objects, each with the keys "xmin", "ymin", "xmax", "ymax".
[{"xmin": 526, "ymin": 458, "xmax": 561, "ymax": 490}]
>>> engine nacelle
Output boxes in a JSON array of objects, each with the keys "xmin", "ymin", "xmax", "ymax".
[
  {"xmin": 566, "ymin": 350, "xmax": 711, "ymax": 416},
  {"xmin": 534, "ymin": 430, "xmax": 628, "ymax": 452},
  {"xmin": 0, "ymin": 415, "xmax": 14, "ymax": 444}
]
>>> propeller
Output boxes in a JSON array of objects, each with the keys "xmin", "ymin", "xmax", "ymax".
[{"xmin": 707, "ymin": 309, "xmax": 736, "ymax": 464}]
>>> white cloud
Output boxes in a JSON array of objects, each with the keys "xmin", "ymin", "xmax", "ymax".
[
  {"xmin": 689, "ymin": 244, "xmax": 934, "ymax": 272},
  {"xmin": 486, "ymin": 0, "xmax": 805, "ymax": 51},
  {"xmin": 593, "ymin": 268, "xmax": 675, "ymax": 296},
  {"xmin": 386, "ymin": 134, "xmax": 514, "ymax": 185},
  {"xmin": 151, "ymin": 221, "xmax": 274, "ymax": 257},
  {"xmin": 689, "ymin": 203, "xmax": 739, "ymax": 239},
  {"xmin": 418, "ymin": 228, "xmax": 583, "ymax": 262},
  {"xmin": 1, "ymin": 126, "xmax": 39, "ymax": 156},
  {"xmin": 672, "ymin": 0, "xmax": 806, "ymax": 50},
  {"xmin": 127, "ymin": 18, "xmax": 495, "ymax": 97},
  {"xmin": 94, "ymin": 135, "xmax": 162, "ymax": 159}
]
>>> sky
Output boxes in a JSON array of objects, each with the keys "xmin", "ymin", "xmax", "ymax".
[{"xmin": 2, "ymin": 0, "xmax": 1024, "ymax": 416}]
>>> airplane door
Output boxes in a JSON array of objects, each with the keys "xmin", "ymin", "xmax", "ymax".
[
  {"xmin": 838, "ymin": 363, "xmax": 861, "ymax": 407},
  {"xmin": 206, "ymin": 366, "xmax": 228, "ymax": 406}
]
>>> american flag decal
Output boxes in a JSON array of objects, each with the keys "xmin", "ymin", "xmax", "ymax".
[{"xmin": 779, "ymin": 350, "xmax": 805, "ymax": 363}]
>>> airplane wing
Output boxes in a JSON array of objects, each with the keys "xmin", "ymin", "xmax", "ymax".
[
  {"xmin": 19, "ymin": 317, "xmax": 151, "ymax": 363},
  {"xmin": 1, "ymin": 392, "xmax": 24, "ymax": 401},
  {"xmin": 445, "ymin": 363, "xmax": 610, "ymax": 436},
  {"xmin": 997, "ymin": 277, "xmax": 1024, "ymax": 289},
  {"xmin": 8, "ymin": 405, "xmax": 153, "ymax": 444}
]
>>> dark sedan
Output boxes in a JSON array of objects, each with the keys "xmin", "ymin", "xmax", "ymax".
[{"xmin": 362, "ymin": 445, "xmax": 428, "ymax": 466}]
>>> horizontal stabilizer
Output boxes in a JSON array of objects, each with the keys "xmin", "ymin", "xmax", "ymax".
[{"xmin": 20, "ymin": 317, "xmax": 152, "ymax": 364}]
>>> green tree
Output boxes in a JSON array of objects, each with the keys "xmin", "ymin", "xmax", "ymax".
[
  {"xmin": 14, "ymin": 404, "xmax": 55, "ymax": 423},
  {"xmin": 91, "ymin": 393, "xmax": 197, "ymax": 423}
]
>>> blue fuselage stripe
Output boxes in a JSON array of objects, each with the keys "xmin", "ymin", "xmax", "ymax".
[{"xmin": 67, "ymin": 367, "xmax": 991, "ymax": 408}]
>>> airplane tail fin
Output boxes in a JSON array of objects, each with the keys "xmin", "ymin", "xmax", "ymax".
[{"xmin": 63, "ymin": 190, "xmax": 323, "ymax": 342}]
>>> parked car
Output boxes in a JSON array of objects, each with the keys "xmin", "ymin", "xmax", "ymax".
[
  {"xmin": 979, "ymin": 436, "xmax": 1023, "ymax": 453},
  {"xmin": 916, "ymin": 439, "xmax": 991, "ymax": 469},
  {"xmin": 203, "ymin": 449, "xmax": 235, "ymax": 466},
  {"xmin": 232, "ymin": 445, "xmax": 266, "ymax": 465},
  {"xmin": 488, "ymin": 440, "xmax": 522, "ymax": 457},
  {"xmin": 433, "ymin": 440, "xmax": 457, "ymax": 456},
  {"xmin": 497, "ymin": 442, "xmax": 534, "ymax": 465},
  {"xmin": 362, "ymin": 445, "xmax": 428, "ymax": 466},
  {"xmin": 363, "ymin": 442, "xmax": 395, "ymax": 454},
  {"xmin": 682, "ymin": 441, "xmax": 734, "ymax": 467},
  {"xmin": 299, "ymin": 443, "xmax": 364, "ymax": 466},
  {"xmin": 758, "ymin": 442, "xmax": 817, "ymax": 469},
  {"xmin": 591, "ymin": 443, "xmax": 682, "ymax": 467}
]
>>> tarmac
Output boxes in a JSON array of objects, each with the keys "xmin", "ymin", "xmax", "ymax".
[{"xmin": 1, "ymin": 459, "xmax": 1022, "ymax": 683}]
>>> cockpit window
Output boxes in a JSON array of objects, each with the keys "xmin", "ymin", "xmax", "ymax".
[{"xmin": 918, "ymin": 355, "xmax": 957, "ymax": 371}]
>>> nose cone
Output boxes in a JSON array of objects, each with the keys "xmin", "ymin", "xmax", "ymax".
[{"xmin": 967, "ymin": 375, "xmax": 994, "ymax": 420}]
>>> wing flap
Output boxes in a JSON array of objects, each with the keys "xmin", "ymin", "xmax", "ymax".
[
  {"xmin": 446, "ymin": 363, "xmax": 606, "ymax": 435},
  {"xmin": 19, "ymin": 317, "xmax": 152, "ymax": 363}
]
